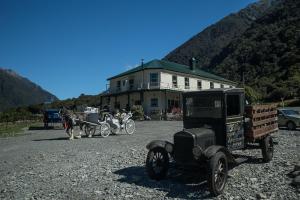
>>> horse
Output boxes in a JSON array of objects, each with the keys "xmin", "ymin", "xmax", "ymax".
[{"xmin": 59, "ymin": 109, "xmax": 85, "ymax": 140}]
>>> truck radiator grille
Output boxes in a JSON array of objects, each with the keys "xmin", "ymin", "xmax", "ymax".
[{"xmin": 174, "ymin": 136, "xmax": 194, "ymax": 163}]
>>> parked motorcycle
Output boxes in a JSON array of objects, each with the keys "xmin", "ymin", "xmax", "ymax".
[{"xmin": 105, "ymin": 110, "xmax": 135, "ymax": 135}]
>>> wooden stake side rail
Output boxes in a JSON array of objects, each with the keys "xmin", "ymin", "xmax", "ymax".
[{"xmin": 245, "ymin": 104, "xmax": 278, "ymax": 140}]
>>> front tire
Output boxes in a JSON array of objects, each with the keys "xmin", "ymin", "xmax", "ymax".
[
  {"xmin": 125, "ymin": 119, "xmax": 135, "ymax": 135},
  {"xmin": 207, "ymin": 151, "xmax": 228, "ymax": 196},
  {"xmin": 100, "ymin": 123, "xmax": 111, "ymax": 138},
  {"xmin": 287, "ymin": 121, "xmax": 296, "ymax": 130},
  {"xmin": 260, "ymin": 136, "xmax": 273, "ymax": 162},
  {"xmin": 146, "ymin": 147, "xmax": 169, "ymax": 180}
]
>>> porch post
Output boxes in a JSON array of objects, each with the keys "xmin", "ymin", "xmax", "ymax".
[{"xmin": 127, "ymin": 92, "xmax": 130, "ymax": 110}]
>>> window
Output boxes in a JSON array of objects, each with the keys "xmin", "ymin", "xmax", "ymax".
[
  {"xmin": 226, "ymin": 95, "xmax": 240, "ymax": 116},
  {"xmin": 151, "ymin": 98, "xmax": 158, "ymax": 107},
  {"xmin": 185, "ymin": 96, "xmax": 222, "ymax": 118},
  {"xmin": 185, "ymin": 77, "xmax": 189, "ymax": 89},
  {"xmin": 230, "ymin": 85, "xmax": 233, "ymax": 88},
  {"xmin": 210, "ymin": 82, "xmax": 214, "ymax": 89},
  {"xmin": 221, "ymin": 84, "xmax": 224, "ymax": 88},
  {"xmin": 122, "ymin": 80, "xmax": 126, "ymax": 86},
  {"xmin": 150, "ymin": 73, "xmax": 158, "ymax": 86},
  {"xmin": 197, "ymin": 80, "xmax": 202, "ymax": 90},
  {"xmin": 117, "ymin": 81, "xmax": 121, "ymax": 91},
  {"xmin": 129, "ymin": 79, "xmax": 134, "ymax": 90},
  {"xmin": 172, "ymin": 75, "xmax": 178, "ymax": 88}
]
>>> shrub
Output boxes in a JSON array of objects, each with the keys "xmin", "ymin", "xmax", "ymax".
[{"xmin": 131, "ymin": 105, "xmax": 144, "ymax": 120}]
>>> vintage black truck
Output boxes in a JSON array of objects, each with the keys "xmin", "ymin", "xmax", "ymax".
[{"xmin": 145, "ymin": 88, "xmax": 278, "ymax": 196}]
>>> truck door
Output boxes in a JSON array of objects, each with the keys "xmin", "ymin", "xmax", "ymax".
[{"xmin": 225, "ymin": 93, "xmax": 245, "ymax": 151}]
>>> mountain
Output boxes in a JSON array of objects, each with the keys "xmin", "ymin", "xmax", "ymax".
[
  {"xmin": 0, "ymin": 68, "xmax": 58, "ymax": 111},
  {"xmin": 207, "ymin": 0, "xmax": 300, "ymax": 100},
  {"xmin": 164, "ymin": 0, "xmax": 278, "ymax": 68},
  {"xmin": 164, "ymin": 0, "xmax": 300, "ymax": 100}
]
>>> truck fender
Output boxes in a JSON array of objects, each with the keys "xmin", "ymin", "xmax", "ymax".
[
  {"xmin": 204, "ymin": 145, "xmax": 234, "ymax": 163},
  {"xmin": 146, "ymin": 140, "xmax": 174, "ymax": 153}
]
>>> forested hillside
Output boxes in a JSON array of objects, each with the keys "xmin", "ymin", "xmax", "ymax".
[{"xmin": 208, "ymin": 0, "xmax": 300, "ymax": 100}]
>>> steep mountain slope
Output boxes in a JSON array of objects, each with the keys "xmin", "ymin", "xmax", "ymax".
[
  {"xmin": 0, "ymin": 68, "xmax": 58, "ymax": 111},
  {"xmin": 164, "ymin": 0, "xmax": 277, "ymax": 68},
  {"xmin": 208, "ymin": 0, "xmax": 300, "ymax": 99}
]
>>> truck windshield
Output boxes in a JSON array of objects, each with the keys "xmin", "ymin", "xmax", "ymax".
[{"xmin": 185, "ymin": 96, "xmax": 222, "ymax": 118}]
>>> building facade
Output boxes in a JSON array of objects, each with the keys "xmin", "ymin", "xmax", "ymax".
[{"xmin": 100, "ymin": 59, "xmax": 236, "ymax": 116}]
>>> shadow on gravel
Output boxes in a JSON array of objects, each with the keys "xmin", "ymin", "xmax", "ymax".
[
  {"xmin": 28, "ymin": 126, "xmax": 64, "ymax": 130},
  {"xmin": 114, "ymin": 166, "xmax": 212, "ymax": 199},
  {"xmin": 32, "ymin": 137, "xmax": 73, "ymax": 141}
]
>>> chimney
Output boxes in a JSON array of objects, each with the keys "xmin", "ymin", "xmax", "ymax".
[{"xmin": 189, "ymin": 57, "xmax": 197, "ymax": 71}]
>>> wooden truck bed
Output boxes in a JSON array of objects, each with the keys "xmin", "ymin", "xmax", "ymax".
[{"xmin": 245, "ymin": 104, "xmax": 278, "ymax": 141}]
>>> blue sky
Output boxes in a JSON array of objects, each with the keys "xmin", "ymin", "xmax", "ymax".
[{"xmin": 0, "ymin": 0, "xmax": 257, "ymax": 100}]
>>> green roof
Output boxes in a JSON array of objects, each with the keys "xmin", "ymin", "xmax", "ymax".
[{"xmin": 107, "ymin": 59, "xmax": 236, "ymax": 84}]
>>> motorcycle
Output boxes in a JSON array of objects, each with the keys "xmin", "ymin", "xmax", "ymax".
[{"xmin": 105, "ymin": 110, "xmax": 135, "ymax": 135}]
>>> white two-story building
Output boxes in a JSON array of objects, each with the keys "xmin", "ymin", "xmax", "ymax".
[{"xmin": 100, "ymin": 59, "xmax": 236, "ymax": 116}]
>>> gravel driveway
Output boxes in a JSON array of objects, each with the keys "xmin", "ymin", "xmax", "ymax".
[{"xmin": 0, "ymin": 121, "xmax": 299, "ymax": 199}]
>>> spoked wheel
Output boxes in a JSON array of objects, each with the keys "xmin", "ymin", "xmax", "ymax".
[
  {"xmin": 260, "ymin": 136, "xmax": 274, "ymax": 162},
  {"xmin": 125, "ymin": 119, "xmax": 135, "ymax": 135},
  {"xmin": 207, "ymin": 151, "xmax": 228, "ymax": 196},
  {"xmin": 146, "ymin": 147, "xmax": 169, "ymax": 180},
  {"xmin": 100, "ymin": 123, "xmax": 111, "ymax": 138}
]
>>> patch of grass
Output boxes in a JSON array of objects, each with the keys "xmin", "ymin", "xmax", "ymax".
[{"xmin": 0, "ymin": 121, "xmax": 41, "ymax": 137}]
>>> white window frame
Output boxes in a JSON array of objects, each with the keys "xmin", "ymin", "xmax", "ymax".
[
  {"xmin": 197, "ymin": 80, "xmax": 202, "ymax": 90},
  {"xmin": 150, "ymin": 73, "xmax": 159, "ymax": 86},
  {"xmin": 172, "ymin": 75, "xmax": 178, "ymax": 88},
  {"xmin": 184, "ymin": 77, "xmax": 190, "ymax": 89}
]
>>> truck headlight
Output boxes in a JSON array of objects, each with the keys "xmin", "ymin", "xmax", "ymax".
[
  {"xmin": 192, "ymin": 146, "xmax": 203, "ymax": 157},
  {"xmin": 165, "ymin": 143, "xmax": 173, "ymax": 153}
]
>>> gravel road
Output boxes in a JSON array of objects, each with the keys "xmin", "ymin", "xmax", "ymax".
[{"xmin": 0, "ymin": 121, "xmax": 299, "ymax": 200}]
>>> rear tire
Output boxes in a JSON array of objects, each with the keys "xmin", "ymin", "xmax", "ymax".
[
  {"xmin": 146, "ymin": 147, "xmax": 169, "ymax": 180},
  {"xmin": 260, "ymin": 136, "xmax": 274, "ymax": 162},
  {"xmin": 287, "ymin": 121, "xmax": 296, "ymax": 130},
  {"xmin": 207, "ymin": 151, "xmax": 228, "ymax": 196}
]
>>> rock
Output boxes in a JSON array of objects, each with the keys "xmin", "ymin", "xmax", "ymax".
[
  {"xmin": 105, "ymin": 170, "xmax": 111, "ymax": 176},
  {"xmin": 250, "ymin": 178, "xmax": 258, "ymax": 182},
  {"xmin": 256, "ymin": 193, "xmax": 267, "ymax": 199}
]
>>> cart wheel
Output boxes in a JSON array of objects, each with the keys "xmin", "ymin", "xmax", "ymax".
[
  {"xmin": 100, "ymin": 123, "xmax": 110, "ymax": 138},
  {"xmin": 207, "ymin": 151, "xmax": 228, "ymax": 196},
  {"xmin": 146, "ymin": 147, "xmax": 169, "ymax": 180},
  {"xmin": 125, "ymin": 119, "xmax": 135, "ymax": 135},
  {"xmin": 260, "ymin": 136, "xmax": 273, "ymax": 162}
]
